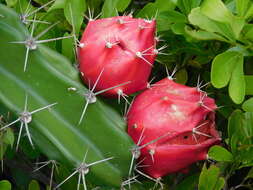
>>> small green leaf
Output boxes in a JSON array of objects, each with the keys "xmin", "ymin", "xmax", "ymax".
[
  {"xmin": 64, "ymin": 0, "xmax": 86, "ymax": 35},
  {"xmin": 161, "ymin": 10, "xmax": 187, "ymax": 23},
  {"xmin": 61, "ymin": 32, "xmax": 75, "ymax": 61},
  {"xmin": 101, "ymin": 0, "xmax": 131, "ymax": 18},
  {"xmin": 211, "ymin": 51, "xmax": 242, "ymax": 88},
  {"xmin": 185, "ymin": 26, "xmax": 227, "ymax": 41},
  {"xmin": 208, "ymin": 145, "xmax": 233, "ymax": 162},
  {"xmin": 177, "ymin": 0, "xmax": 201, "ymax": 15},
  {"xmin": 49, "ymin": 0, "xmax": 66, "ymax": 11},
  {"xmin": 201, "ymin": 0, "xmax": 233, "ymax": 23},
  {"xmin": 5, "ymin": 0, "xmax": 17, "ymax": 7},
  {"xmin": 136, "ymin": 0, "xmax": 176, "ymax": 18},
  {"xmin": 3, "ymin": 128, "xmax": 14, "ymax": 147},
  {"xmin": 175, "ymin": 173, "xmax": 199, "ymax": 190},
  {"xmin": 28, "ymin": 180, "xmax": 40, "ymax": 190},
  {"xmin": 245, "ymin": 75, "xmax": 253, "ymax": 95},
  {"xmin": 242, "ymin": 98, "xmax": 253, "ymax": 112},
  {"xmin": 199, "ymin": 164, "xmax": 225, "ymax": 190},
  {"xmin": 188, "ymin": 7, "xmax": 234, "ymax": 41},
  {"xmin": 116, "ymin": 0, "xmax": 131, "ymax": 12},
  {"xmin": 228, "ymin": 54, "xmax": 245, "ymax": 104},
  {"xmin": 172, "ymin": 23, "xmax": 186, "ymax": 35},
  {"xmin": 175, "ymin": 68, "xmax": 188, "ymax": 84},
  {"xmin": 0, "ymin": 180, "xmax": 11, "ymax": 190},
  {"xmin": 236, "ymin": 0, "xmax": 253, "ymax": 19},
  {"xmin": 201, "ymin": 0, "xmax": 245, "ymax": 39}
]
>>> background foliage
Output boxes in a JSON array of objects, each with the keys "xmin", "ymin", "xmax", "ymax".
[{"xmin": 0, "ymin": 0, "xmax": 253, "ymax": 189}]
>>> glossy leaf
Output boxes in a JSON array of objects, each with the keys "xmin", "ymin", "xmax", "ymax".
[
  {"xmin": 175, "ymin": 173, "xmax": 199, "ymax": 190},
  {"xmin": 236, "ymin": 0, "xmax": 253, "ymax": 19},
  {"xmin": 177, "ymin": 0, "xmax": 201, "ymax": 15},
  {"xmin": 201, "ymin": 0, "xmax": 232, "ymax": 23},
  {"xmin": 0, "ymin": 180, "xmax": 11, "ymax": 190},
  {"xmin": 185, "ymin": 26, "xmax": 227, "ymax": 41},
  {"xmin": 242, "ymin": 98, "xmax": 253, "ymax": 112},
  {"xmin": 201, "ymin": 0, "xmax": 245, "ymax": 39},
  {"xmin": 228, "ymin": 53, "xmax": 245, "ymax": 104},
  {"xmin": 49, "ymin": 0, "xmax": 66, "ymax": 11},
  {"xmin": 136, "ymin": 0, "xmax": 176, "ymax": 18},
  {"xmin": 2, "ymin": 128, "xmax": 15, "ymax": 147},
  {"xmin": 199, "ymin": 164, "xmax": 225, "ymax": 190},
  {"xmin": 64, "ymin": 0, "xmax": 86, "ymax": 34},
  {"xmin": 5, "ymin": 0, "xmax": 17, "ymax": 7},
  {"xmin": 101, "ymin": 0, "xmax": 131, "ymax": 18},
  {"xmin": 28, "ymin": 180, "xmax": 40, "ymax": 190},
  {"xmin": 208, "ymin": 145, "xmax": 233, "ymax": 162},
  {"xmin": 188, "ymin": 8, "xmax": 234, "ymax": 42},
  {"xmin": 211, "ymin": 51, "xmax": 242, "ymax": 88}
]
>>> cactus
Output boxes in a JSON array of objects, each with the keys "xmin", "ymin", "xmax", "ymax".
[
  {"xmin": 78, "ymin": 16, "xmax": 157, "ymax": 98},
  {"xmin": 0, "ymin": 4, "xmax": 134, "ymax": 188},
  {"xmin": 127, "ymin": 77, "xmax": 221, "ymax": 178}
]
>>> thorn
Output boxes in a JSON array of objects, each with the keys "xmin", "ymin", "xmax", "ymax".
[
  {"xmin": 117, "ymin": 89, "xmax": 129, "ymax": 104},
  {"xmin": 192, "ymin": 122, "xmax": 212, "ymax": 142},
  {"xmin": 84, "ymin": 7, "xmax": 101, "ymax": 21},
  {"xmin": 198, "ymin": 93, "xmax": 214, "ymax": 112},
  {"xmin": 1, "ymin": 95, "xmax": 57, "ymax": 150},
  {"xmin": 10, "ymin": 18, "xmax": 73, "ymax": 72},
  {"xmin": 121, "ymin": 175, "xmax": 140, "ymax": 190},
  {"xmin": 19, "ymin": 0, "xmax": 55, "ymax": 24},
  {"xmin": 153, "ymin": 45, "xmax": 168, "ymax": 55},
  {"xmin": 166, "ymin": 66, "xmax": 177, "ymax": 80},
  {"xmin": 149, "ymin": 149, "xmax": 155, "ymax": 163},
  {"xmin": 78, "ymin": 68, "xmax": 130, "ymax": 125},
  {"xmin": 55, "ymin": 152, "xmax": 113, "ymax": 190},
  {"xmin": 135, "ymin": 168, "xmax": 163, "ymax": 188}
]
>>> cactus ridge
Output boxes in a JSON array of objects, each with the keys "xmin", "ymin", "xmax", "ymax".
[{"xmin": 0, "ymin": 4, "xmax": 134, "ymax": 188}]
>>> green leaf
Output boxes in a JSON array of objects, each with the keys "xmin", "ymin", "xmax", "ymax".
[
  {"xmin": 245, "ymin": 75, "xmax": 253, "ymax": 95},
  {"xmin": 228, "ymin": 54, "xmax": 245, "ymax": 104},
  {"xmin": 236, "ymin": 0, "xmax": 253, "ymax": 19},
  {"xmin": 161, "ymin": 10, "xmax": 187, "ymax": 23},
  {"xmin": 28, "ymin": 180, "xmax": 40, "ymax": 190},
  {"xmin": 49, "ymin": 0, "xmax": 66, "ymax": 11},
  {"xmin": 199, "ymin": 164, "xmax": 225, "ymax": 190},
  {"xmin": 228, "ymin": 110, "xmax": 243, "ymax": 150},
  {"xmin": 101, "ymin": 0, "xmax": 131, "ymax": 18},
  {"xmin": 175, "ymin": 173, "xmax": 199, "ymax": 190},
  {"xmin": 0, "ymin": 180, "xmax": 11, "ymax": 190},
  {"xmin": 64, "ymin": 0, "xmax": 86, "ymax": 35},
  {"xmin": 201, "ymin": 0, "xmax": 245, "ymax": 39},
  {"xmin": 211, "ymin": 51, "xmax": 242, "ymax": 88},
  {"xmin": 177, "ymin": 0, "xmax": 201, "ymax": 15},
  {"xmin": 116, "ymin": 0, "xmax": 131, "ymax": 12},
  {"xmin": 208, "ymin": 145, "xmax": 233, "ymax": 162},
  {"xmin": 171, "ymin": 23, "xmax": 186, "ymax": 34},
  {"xmin": 185, "ymin": 26, "xmax": 227, "ymax": 41},
  {"xmin": 5, "ymin": 0, "xmax": 17, "ymax": 7},
  {"xmin": 136, "ymin": 0, "xmax": 176, "ymax": 18},
  {"xmin": 201, "ymin": 0, "xmax": 233, "ymax": 23},
  {"xmin": 3, "ymin": 128, "xmax": 14, "ymax": 147},
  {"xmin": 242, "ymin": 98, "xmax": 253, "ymax": 112},
  {"xmin": 61, "ymin": 32, "xmax": 75, "ymax": 61},
  {"xmin": 188, "ymin": 7, "xmax": 234, "ymax": 42}
]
